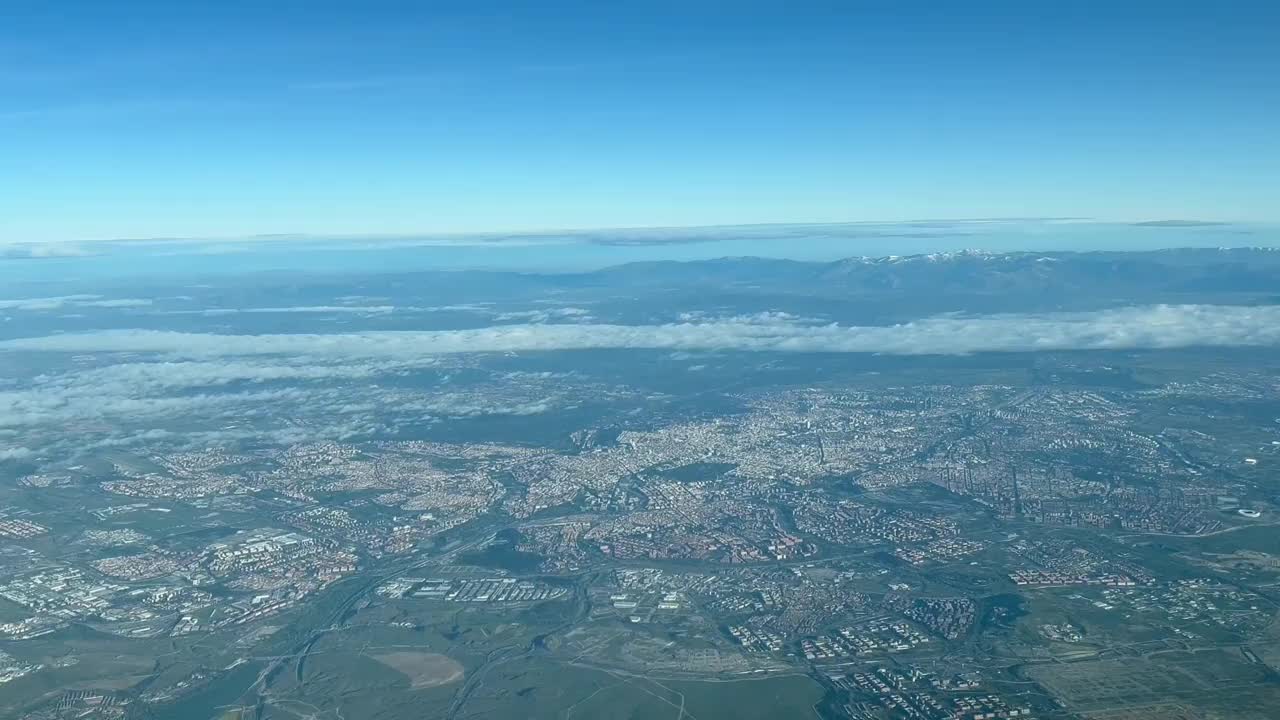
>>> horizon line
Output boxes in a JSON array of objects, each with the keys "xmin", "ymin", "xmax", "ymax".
[{"xmin": 4, "ymin": 215, "xmax": 1272, "ymax": 248}]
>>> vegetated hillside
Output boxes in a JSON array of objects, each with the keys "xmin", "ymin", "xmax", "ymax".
[{"xmin": 595, "ymin": 247, "xmax": 1280, "ymax": 300}]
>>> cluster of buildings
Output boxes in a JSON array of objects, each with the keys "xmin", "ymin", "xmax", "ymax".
[
  {"xmin": 895, "ymin": 538, "xmax": 985, "ymax": 565},
  {"xmin": 0, "ymin": 375, "xmax": 1275, "ymax": 717},
  {"xmin": 794, "ymin": 498, "xmax": 960, "ymax": 548},
  {"xmin": 803, "ymin": 619, "xmax": 931, "ymax": 661},
  {"xmin": 727, "ymin": 624, "xmax": 785, "ymax": 653},
  {"xmin": 0, "ymin": 649, "xmax": 42, "ymax": 685},
  {"xmin": 905, "ymin": 598, "xmax": 976, "ymax": 641},
  {"xmin": 0, "ymin": 520, "xmax": 364, "ymax": 654},
  {"xmin": 0, "ymin": 516, "xmax": 47, "ymax": 539},
  {"xmin": 0, "ymin": 569, "xmax": 122, "ymax": 622},
  {"xmin": 1008, "ymin": 570, "xmax": 1136, "ymax": 587},
  {"xmin": 1088, "ymin": 579, "xmax": 1272, "ymax": 635},
  {"xmin": 376, "ymin": 576, "xmax": 565, "ymax": 603},
  {"xmin": 1005, "ymin": 538, "xmax": 1151, "ymax": 588},
  {"xmin": 91, "ymin": 553, "xmax": 184, "ymax": 581},
  {"xmin": 836, "ymin": 667, "xmax": 1037, "ymax": 720},
  {"xmin": 0, "ymin": 559, "xmax": 221, "ymax": 642}
]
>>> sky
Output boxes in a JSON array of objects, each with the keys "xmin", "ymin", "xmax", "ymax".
[{"xmin": 2, "ymin": 1, "xmax": 1279, "ymax": 245}]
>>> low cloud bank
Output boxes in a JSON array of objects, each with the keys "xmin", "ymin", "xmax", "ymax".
[
  {"xmin": 0, "ymin": 295, "xmax": 152, "ymax": 311},
  {"xmin": 4, "ymin": 304, "xmax": 1279, "ymax": 358}
]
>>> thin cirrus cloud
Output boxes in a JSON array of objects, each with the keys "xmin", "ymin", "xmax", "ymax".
[
  {"xmin": 0, "ymin": 294, "xmax": 102, "ymax": 310},
  {"xmin": 4, "ymin": 304, "xmax": 1280, "ymax": 358},
  {"xmin": 81, "ymin": 298, "xmax": 154, "ymax": 308},
  {"xmin": 0, "ymin": 242, "xmax": 97, "ymax": 259},
  {"xmin": 0, "ymin": 295, "xmax": 153, "ymax": 311},
  {"xmin": 159, "ymin": 304, "xmax": 510, "ymax": 316},
  {"xmin": 0, "ymin": 356, "xmax": 559, "ymax": 461},
  {"xmin": 0, "ymin": 358, "xmax": 435, "ymax": 428},
  {"xmin": 190, "ymin": 305, "xmax": 397, "ymax": 316}
]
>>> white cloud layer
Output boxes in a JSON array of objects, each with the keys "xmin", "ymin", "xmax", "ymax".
[
  {"xmin": 4, "ymin": 303, "xmax": 1276, "ymax": 461},
  {"xmin": 0, "ymin": 352, "xmax": 558, "ymax": 457},
  {"xmin": 181, "ymin": 305, "xmax": 397, "ymax": 316},
  {"xmin": 0, "ymin": 294, "xmax": 101, "ymax": 310},
  {"xmin": 0, "ymin": 295, "xmax": 152, "ymax": 311},
  {"xmin": 0, "ymin": 358, "xmax": 434, "ymax": 430},
  {"xmin": 4, "ymin": 304, "xmax": 1279, "ymax": 358}
]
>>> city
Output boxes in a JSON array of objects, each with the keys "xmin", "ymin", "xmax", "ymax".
[{"xmin": 2, "ymin": 329, "xmax": 1279, "ymax": 718}]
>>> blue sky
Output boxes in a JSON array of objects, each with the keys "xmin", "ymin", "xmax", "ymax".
[{"xmin": 2, "ymin": 1, "xmax": 1278, "ymax": 244}]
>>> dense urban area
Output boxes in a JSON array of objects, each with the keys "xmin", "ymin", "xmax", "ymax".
[{"xmin": 2, "ymin": 249, "xmax": 1280, "ymax": 720}]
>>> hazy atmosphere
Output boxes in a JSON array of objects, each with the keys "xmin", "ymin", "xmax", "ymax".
[{"xmin": 2, "ymin": 4, "xmax": 1280, "ymax": 720}]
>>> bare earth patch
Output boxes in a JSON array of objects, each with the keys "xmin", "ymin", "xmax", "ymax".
[{"xmin": 371, "ymin": 651, "xmax": 465, "ymax": 689}]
